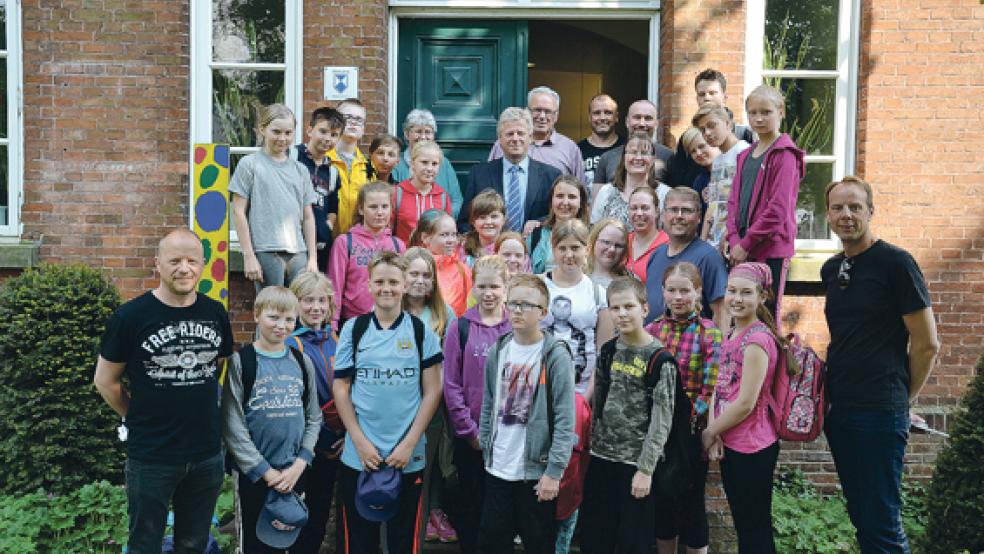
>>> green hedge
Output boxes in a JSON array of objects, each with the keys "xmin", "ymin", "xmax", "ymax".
[
  {"xmin": 919, "ymin": 354, "xmax": 984, "ymax": 554},
  {"xmin": 0, "ymin": 264, "xmax": 123, "ymax": 495}
]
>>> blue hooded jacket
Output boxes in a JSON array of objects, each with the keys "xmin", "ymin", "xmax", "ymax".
[{"xmin": 289, "ymin": 326, "xmax": 341, "ymax": 449}]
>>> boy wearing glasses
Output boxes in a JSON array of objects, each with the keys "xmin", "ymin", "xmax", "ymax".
[
  {"xmin": 822, "ymin": 176, "xmax": 938, "ymax": 553},
  {"xmin": 330, "ymin": 98, "xmax": 371, "ymax": 235},
  {"xmin": 478, "ymin": 274, "xmax": 576, "ymax": 554}
]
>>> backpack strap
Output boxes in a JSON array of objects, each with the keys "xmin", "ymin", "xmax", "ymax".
[
  {"xmin": 457, "ymin": 317, "xmax": 471, "ymax": 354},
  {"xmin": 350, "ymin": 313, "xmax": 374, "ymax": 368},
  {"xmin": 529, "ymin": 226, "xmax": 544, "ymax": 254},
  {"xmin": 287, "ymin": 345, "xmax": 310, "ymax": 409},
  {"xmin": 409, "ymin": 313, "xmax": 426, "ymax": 370},
  {"xmin": 239, "ymin": 344, "xmax": 258, "ymax": 410},
  {"xmin": 591, "ymin": 338, "xmax": 618, "ymax": 421},
  {"xmin": 391, "ymin": 236, "xmax": 400, "ymax": 252},
  {"xmin": 393, "ymin": 186, "xmax": 404, "ymax": 234},
  {"xmin": 346, "ymin": 232, "xmax": 354, "ymax": 258}
]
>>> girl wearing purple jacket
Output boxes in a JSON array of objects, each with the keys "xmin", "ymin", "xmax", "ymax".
[
  {"xmin": 443, "ymin": 255, "xmax": 512, "ymax": 552},
  {"xmin": 724, "ymin": 85, "xmax": 805, "ymax": 321}
]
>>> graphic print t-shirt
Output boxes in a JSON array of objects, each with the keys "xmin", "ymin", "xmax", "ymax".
[
  {"xmin": 578, "ymin": 137, "xmax": 625, "ymax": 186},
  {"xmin": 100, "ymin": 291, "xmax": 234, "ymax": 463},
  {"xmin": 489, "ymin": 339, "xmax": 544, "ymax": 481},
  {"xmin": 704, "ymin": 140, "xmax": 750, "ymax": 248},
  {"xmin": 541, "ymin": 274, "xmax": 605, "ymax": 394}
]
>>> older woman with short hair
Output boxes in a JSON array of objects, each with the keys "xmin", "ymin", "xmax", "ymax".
[{"xmin": 392, "ymin": 108, "xmax": 464, "ymax": 217}]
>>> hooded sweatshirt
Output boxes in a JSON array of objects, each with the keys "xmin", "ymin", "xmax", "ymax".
[
  {"xmin": 479, "ymin": 332, "xmax": 576, "ymax": 481},
  {"xmin": 392, "ymin": 178, "xmax": 453, "ymax": 245},
  {"xmin": 327, "ymin": 223, "xmax": 405, "ymax": 331},
  {"xmin": 289, "ymin": 326, "xmax": 341, "ymax": 449},
  {"xmin": 725, "ymin": 133, "xmax": 805, "ymax": 260},
  {"xmin": 444, "ymin": 306, "xmax": 512, "ymax": 442}
]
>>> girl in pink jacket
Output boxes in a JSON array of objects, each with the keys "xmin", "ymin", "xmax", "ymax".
[
  {"xmin": 327, "ymin": 181, "xmax": 405, "ymax": 332},
  {"xmin": 725, "ymin": 85, "xmax": 805, "ymax": 321}
]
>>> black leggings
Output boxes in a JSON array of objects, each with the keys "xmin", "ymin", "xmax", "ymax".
[{"xmin": 719, "ymin": 441, "xmax": 780, "ymax": 554}]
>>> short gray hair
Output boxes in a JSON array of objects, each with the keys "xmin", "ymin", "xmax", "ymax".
[
  {"xmin": 497, "ymin": 107, "xmax": 533, "ymax": 135},
  {"xmin": 403, "ymin": 109, "xmax": 438, "ymax": 134},
  {"xmin": 528, "ymin": 86, "xmax": 560, "ymax": 110}
]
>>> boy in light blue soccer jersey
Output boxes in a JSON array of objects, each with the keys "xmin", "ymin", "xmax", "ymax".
[{"xmin": 332, "ymin": 251, "xmax": 444, "ymax": 554}]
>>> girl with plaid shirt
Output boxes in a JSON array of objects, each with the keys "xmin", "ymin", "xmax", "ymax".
[{"xmin": 645, "ymin": 261, "xmax": 722, "ymax": 554}]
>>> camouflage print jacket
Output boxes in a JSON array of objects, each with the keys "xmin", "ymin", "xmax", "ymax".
[{"xmin": 590, "ymin": 338, "xmax": 676, "ymax": 475}]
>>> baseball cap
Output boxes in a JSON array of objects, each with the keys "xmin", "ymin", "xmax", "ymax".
[
  {"xmin": 355, "ymin": 466, "xmax": 402, "ymax": 522},
  {"xmin": 256, "ymin": 490, "xmax": 309, "ymax": 549}
]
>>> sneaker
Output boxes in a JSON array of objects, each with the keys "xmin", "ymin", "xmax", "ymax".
[
  {"xmin": 434, "ymin": 510, "xmax": 458, "ymax": 543},
  {"xmin": 425, "ymin": 511, "xmax": 440, "ymax": 542}
]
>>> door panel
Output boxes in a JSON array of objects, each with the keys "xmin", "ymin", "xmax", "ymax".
[{"xmin": 398, "ymin": 20, "xmax": 529, "ymax": 186}]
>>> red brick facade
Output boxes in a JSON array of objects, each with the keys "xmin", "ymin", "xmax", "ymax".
[{"xmin": 13, "ymin": 0, "xmax": 982, "ymax": 550}]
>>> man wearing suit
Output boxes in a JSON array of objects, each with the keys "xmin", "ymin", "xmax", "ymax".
[{"xmin": 459, "ymin": 107, "xmax": 562, "ymax": 233}]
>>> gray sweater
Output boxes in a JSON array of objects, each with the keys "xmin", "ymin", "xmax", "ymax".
[
  {"xmin": 479, "ymin": 333, "xmax": 577, "ymax": 481},
  {"xmin": 221, "ymin": 347, "xmax": 321, "ymax": 482}
]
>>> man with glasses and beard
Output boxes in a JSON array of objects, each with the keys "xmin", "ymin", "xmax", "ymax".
[{"xmin": 821, "ymin": 176, "xmax": 940, "ymax": 554}]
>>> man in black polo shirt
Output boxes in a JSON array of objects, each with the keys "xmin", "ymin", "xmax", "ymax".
[
  {"xmin": 95, "ymin": 228, "xmax": 234, "ymax": 553},
  {"xmin": 821, "ymin": 176, "xmax": 939, "ymax": 554}
]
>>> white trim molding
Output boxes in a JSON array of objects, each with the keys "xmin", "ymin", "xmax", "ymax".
[{"xmin": 0, "ymin": 0, "xmax": 23, "ymax": 236}]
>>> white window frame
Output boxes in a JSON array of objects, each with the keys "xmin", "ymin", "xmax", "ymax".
[
  {"xmin": 189, "ymin": 0, "xmax": 304, "ymax": 239},
  {"xmin": 0, "ymin": 0, "xmax": 23, "ymax": 237},
  {"xmin": 744, "ymin": 0, "xmax": 861, "ymax": 252}
]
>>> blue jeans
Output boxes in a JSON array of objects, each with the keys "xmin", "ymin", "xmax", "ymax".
[
  {"xmin": 555, "ymin": 508, "xmax": 578, "ymax": 554},
  {"xmin": 825, "ymin": 408, "xmax": 910, "ymax": 554},
  {"xmin": 125, "ymin": 453, "xmax": 224, "ymax": 554}
]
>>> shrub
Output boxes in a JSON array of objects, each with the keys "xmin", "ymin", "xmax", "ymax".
[
  {"xmin": 919, "ymin": 354, "xmax": 984, "ymax": 554},
  {"xmin": 0, "ymin": 264, "xmax": 123, "ymax": 495}
]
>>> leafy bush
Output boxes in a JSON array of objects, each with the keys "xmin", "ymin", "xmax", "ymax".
[
  {"xmin": 0, "ymin": 481, "xmax": 127, "ymax": 553},
  {"xmin": 919, "ymin": 355, "xmax": 984, "ymax": 554},
  {"xmin": 0, "ymin": 264, "xmax": 123, "ymax": 495},
  {"xmin": 773, "ymin": 469, "xmax": 929, "ymax": 554}
]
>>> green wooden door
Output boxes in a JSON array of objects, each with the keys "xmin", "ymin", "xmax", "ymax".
[{"xmin": 397, "ymin": 20, "xmax": 529, "ymax": 186}]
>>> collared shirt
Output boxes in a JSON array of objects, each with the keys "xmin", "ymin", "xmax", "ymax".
[
  {"xmin": 489, "ymin": 130, "xmax": 587, "ymax": 185},
  {"xmin": 645, "ymin": 312, "xmax": 722, "ymax": 416},
  {"xmin": 501, "ymin": 156, "xmax": 530, "ymax": 222}
]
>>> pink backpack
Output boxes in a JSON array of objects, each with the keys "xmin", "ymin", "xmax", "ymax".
[{"xmin": 767, "ymin": 333, "xmax": 827, "ymax": 442}]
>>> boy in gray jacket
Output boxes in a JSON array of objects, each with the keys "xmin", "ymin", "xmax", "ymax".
[
  {"xmin": 478, "ymin": 274, "xmax": 576, "ymax": 554},
  {"xmin": 222, "ymin": 286, "xmax": 321, "ymax": 552}
]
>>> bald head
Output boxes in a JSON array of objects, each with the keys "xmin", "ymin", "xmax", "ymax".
[
  {"xmin": 626, "ymin": 100, "xmax": 659, "ymax": 139},
  {"xmin": 158, "ymin": 228, "xmax": 204, "ymax": 259}
]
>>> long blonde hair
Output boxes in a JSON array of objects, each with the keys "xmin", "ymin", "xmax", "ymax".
[
  {"xmin": 586, "ymin": 218, "xmax": 630, "ymax": 276},
  {"xmin": 402, "ymin": 247, "xmax": 451, "ymax": 338}
]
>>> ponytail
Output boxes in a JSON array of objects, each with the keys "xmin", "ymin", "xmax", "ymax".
[{"xmin": 754, "ymin": 287, "xmax": 800, "ymax": 376}]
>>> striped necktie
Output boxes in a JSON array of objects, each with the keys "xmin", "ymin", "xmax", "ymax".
[{"xmin": 506, "ymin": 164, "xmax": 523, "ymax": 232}]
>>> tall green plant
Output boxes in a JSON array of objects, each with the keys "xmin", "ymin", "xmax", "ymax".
[
  {"xmin": 918, "ymin": 355, "xmax": 984, "ymax": 553},
  {"xmin": 0, "ymin": 264, "xmax": 123, "ymax": 495}
]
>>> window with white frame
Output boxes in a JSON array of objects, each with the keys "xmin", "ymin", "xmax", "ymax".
[
  {"xmin": 0, "ymin": 0, "xmax": 22, "ymax": 235},
  {"xmin": 746, "ymin": 0, "xmax": 859, "ymax": 250},
  {"xmin": 190, "ymin": 0, "xmax": 302, "ymax": 203}
]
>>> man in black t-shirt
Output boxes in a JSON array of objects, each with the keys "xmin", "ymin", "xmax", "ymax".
[
  {"xmin": 95, "ymin": 228, "xmax": 234, "ymax": 554},
  {"xmin": 577, "ymin": 93, "xmax": 624, "ymax": 188},
  {"xmin": 821, "ymin": 177, "xmax": 939, "ymax": 554}
]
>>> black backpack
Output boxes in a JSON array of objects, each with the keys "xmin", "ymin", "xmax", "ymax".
[
  {"xmin": 349, "ymin": 312, "xmax": 426, "ymax": 371},
  {"xmin": 593, "ymin": 338, "xmax": 698, "ymax": 500}
]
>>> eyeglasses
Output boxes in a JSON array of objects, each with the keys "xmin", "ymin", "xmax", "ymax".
[
  {"xmin": 343, "ymin": 115, "xmax": 366, "ymax": 126},
  {"xmin": 506, "ymin": 301, "xmax": 543, "ymax": 313},
  {"xmin": 597, "ymin": 238, "xmax": 626, "ymax": 251},
  {"xmin": 665, "ymin": 206, "xmax": 697, "ymax": 216},
  {"xmin": 837, "ymin": 257, "xmax": 854, "ymax": 289},
  {"xmin": 530, "ymin": 108, "xmax": 556, "ymax": 117}
]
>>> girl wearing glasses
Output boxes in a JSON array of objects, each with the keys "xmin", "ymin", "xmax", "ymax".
[
  {"xmin": 539, "ymin": 219, "xmax": 615, "ymax": 401},
  {"xmin": 587, "ymin": 218, "xmax": 632, "ymax": 290}
]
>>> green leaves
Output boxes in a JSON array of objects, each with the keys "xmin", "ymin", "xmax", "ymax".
[{"xmin": 0, "ymin": 264, "xmax": 124, "ymax": 495}]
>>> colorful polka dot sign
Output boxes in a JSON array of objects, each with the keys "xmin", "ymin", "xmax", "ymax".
[{"xmin": 192, "ymin": 144, "xmax": 230, "ymax": 308}]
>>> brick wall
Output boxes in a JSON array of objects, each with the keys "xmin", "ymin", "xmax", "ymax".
[{"xmin": 20, "ymin": 0, "xmax": 190, "ymax": 293}]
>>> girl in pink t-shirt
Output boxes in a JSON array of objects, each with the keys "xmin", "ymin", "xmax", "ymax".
[{"xmin": 701, "ymin": 262, "xmax": 793, "ymax": 554}]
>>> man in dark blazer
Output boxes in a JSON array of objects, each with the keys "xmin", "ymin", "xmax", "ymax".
[{"xmin": 459, "ymin": 107, "xmax": 562, "ymax": 232}]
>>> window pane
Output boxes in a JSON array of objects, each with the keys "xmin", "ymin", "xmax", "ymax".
[
  {"xmin": 765, "ymin": 77, "xmax": 835, "ymax": 156},
  {"xmin": 765, "ymin": 0, "xmax": 838, "ymax": 71},
  {"xmin": 212, "ymin": 0, "xmax": 284, "ymax": 64},
  {"xmin": 0, "ymin": 145, "xmax": 7, "ymax": 226},
  {"xmin": 212, "ymin": 69, "xmax": 285, "ymax": 146},
  {"xmin": 228, "ymin": 152, "xmax": 251, "ymax": 234},
  {"xmin": 0, "ymin": 58, "xmax": 6, "ymax": 138},
  {"xmin": 0, "ymin": 2, "xmax": 6, "ymax": 51},
  {"xmin": 796, "ymin": 162, "xmax": 833, "ymax": 241}
]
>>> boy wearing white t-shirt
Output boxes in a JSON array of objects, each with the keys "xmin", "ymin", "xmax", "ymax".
[
  {"xmin": 694, "ymin": 103, "xmax": 751, "ymax": 249},
  {"xmin": 478, "ymin": 274, "xmax": 576, "ymax": 554}
]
